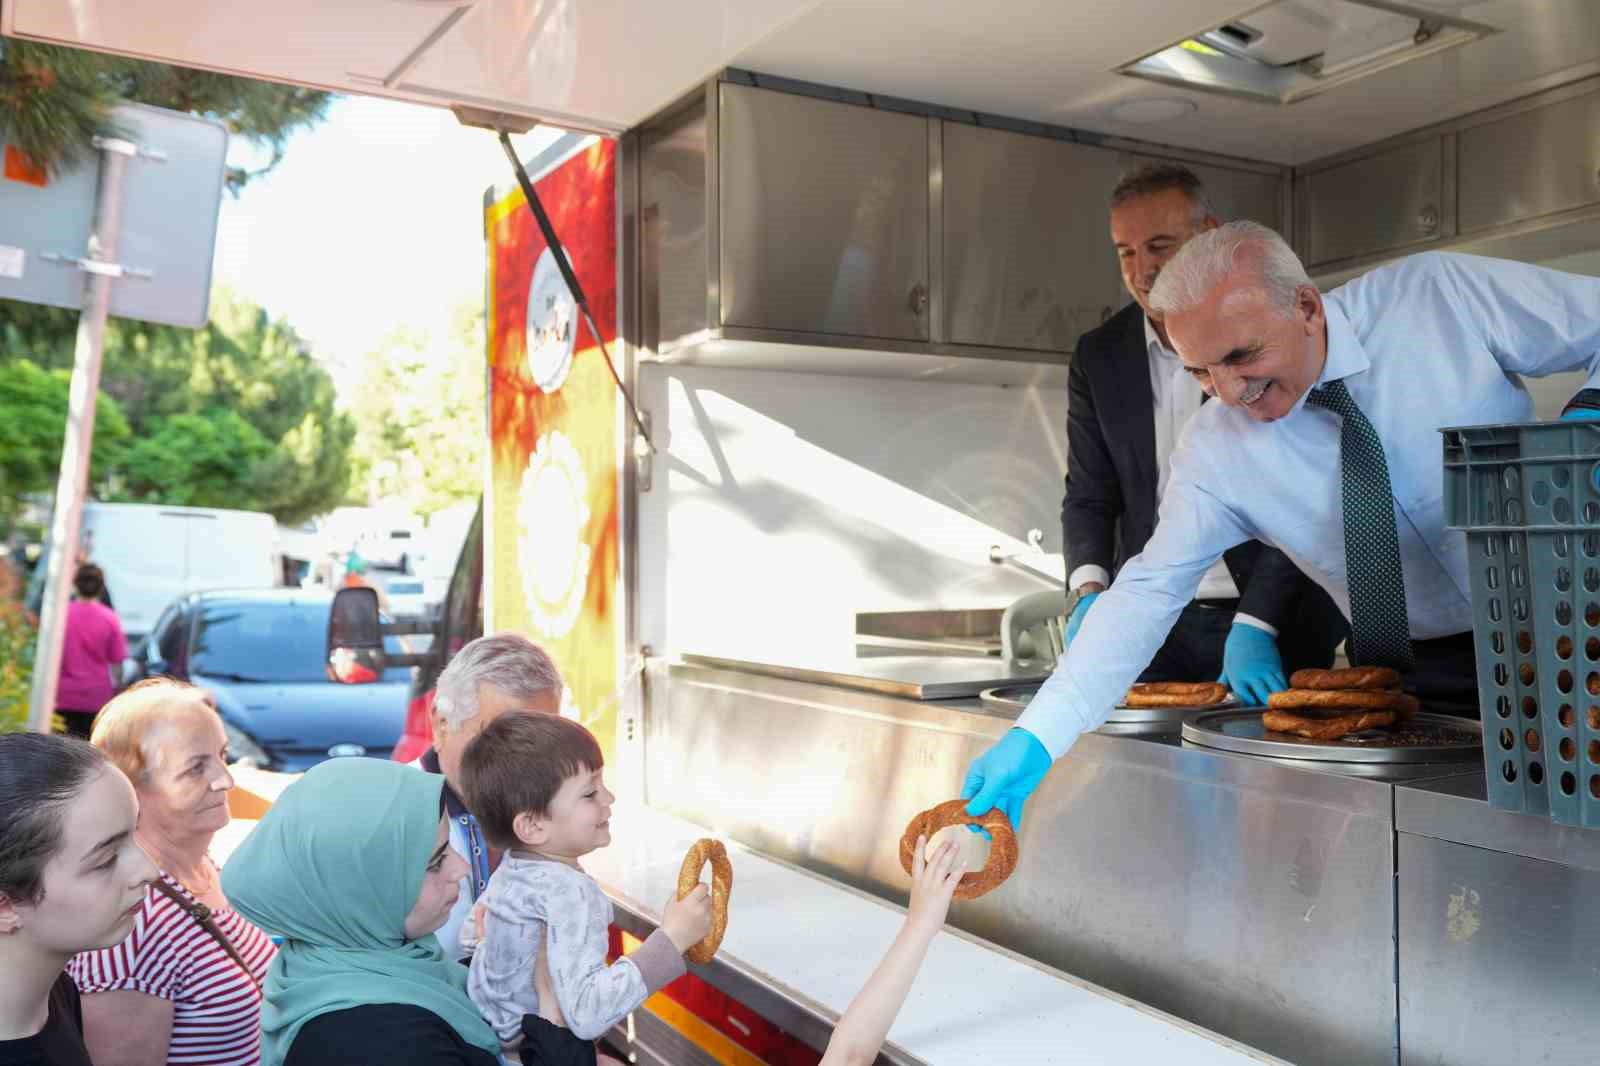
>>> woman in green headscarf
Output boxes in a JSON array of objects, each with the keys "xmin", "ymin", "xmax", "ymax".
[{"xmin": 220, "ymin": 758, "xmax": 501, "ymax": 1066}]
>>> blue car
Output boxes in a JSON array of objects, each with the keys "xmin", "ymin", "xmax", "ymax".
[{"xmin": 130, "ymin": 588, "xmax": 412, "ymax": 771}]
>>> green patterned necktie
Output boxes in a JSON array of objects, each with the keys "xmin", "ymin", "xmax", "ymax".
[{"xmin": 1306, "ymin": 379, "xmax": 1416, "ymax": 670}]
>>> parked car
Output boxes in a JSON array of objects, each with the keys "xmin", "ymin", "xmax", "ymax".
[{"xmin": 128, "ymin": 588, "xmax": 412, "ymax": 771}]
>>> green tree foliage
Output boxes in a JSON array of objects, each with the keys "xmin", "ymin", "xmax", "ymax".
[
  {"xmin": 118, "ymin": 409, "xmax": 272, "ymax": 508},
  {"xmin": 350, "ymin": 300, "xmax": 485, "ymax": 516},
  {"xmin": 0, "ymin": 558, "xmax": 38, "ymax": 733},
  {"xmin": 0, "ymin": 38, "xmax": 329, "ymax": 189},
  {"xmin": 0, "ymin": 40, "xmax": 108, "ymax": 176},
  {"xmin": 0, "ymin": 359, "xmax": 131, "ymax": 521},
  {"xmin": 0, "ymin": 290, "xmax": 355, "ymax": 525}
]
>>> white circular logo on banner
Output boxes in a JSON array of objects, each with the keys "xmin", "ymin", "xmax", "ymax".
[
  {"xmin": 517, "ymin": 430, "xmax": 591, "ymax": 639},
  {"xmin": 525, "ymin": 246, "xmax": 577, "ymax": 393}
]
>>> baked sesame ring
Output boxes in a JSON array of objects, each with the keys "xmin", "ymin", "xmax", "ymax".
[
  {"xmin": 897, "ymin": 799, "xmax": 1019, "ymax": 901},
  {"xmin": 1262, "ymin": 709, "xmax": 1397, "ymax": 739},
  {"xmin": 1288, "ymin": 667, "xmax": 1403, "ymax": 691},
  {"xmin": 1268, "ymin": 688, "xmax": 1402, "ymax": 711},
  {"xmin": 676, "ymin": 839, "xmax": 732, "ymax": 965},
  {"xmin": 1124, "ymin": 681, "xmax": 1230, "ymax": 708}
]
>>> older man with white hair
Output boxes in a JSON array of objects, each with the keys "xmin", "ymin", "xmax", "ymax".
[
  {"xmin": 963, "ymin": 222, "xmax": 1600, "ymax": 827},
  {"xmin": 413, "ymin": 632, "xmax": 563, "ymax": 961}
]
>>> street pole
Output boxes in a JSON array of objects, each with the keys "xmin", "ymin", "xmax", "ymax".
[{"xmin": 27, "ymin": 138, "xmax": 137, "ymax": 733}]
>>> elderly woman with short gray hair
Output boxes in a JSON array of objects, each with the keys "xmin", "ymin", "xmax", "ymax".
[
  {"xmin": 67, "ymin": 677, "xmax": 277, "ymax": 1066},
  {"xmin": 413, "ymin": 632, "xmax": 564, "ymax": 962}
]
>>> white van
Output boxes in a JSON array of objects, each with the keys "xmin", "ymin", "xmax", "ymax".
[{"xmin": 73, "ymin": 503, "xmax": 277, "ymax": 641}]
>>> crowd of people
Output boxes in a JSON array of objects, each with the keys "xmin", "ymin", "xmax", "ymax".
[{"xmin": 0, "ymin": 633, "xmax": 969, "ymax": 1066}]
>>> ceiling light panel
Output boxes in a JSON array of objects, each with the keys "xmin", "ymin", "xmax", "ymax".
[{"xmin": 1119, "ymin": 0, "xmax": 1497, "ymax": 105}]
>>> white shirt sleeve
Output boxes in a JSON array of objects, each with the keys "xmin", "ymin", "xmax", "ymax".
[
  {"xmin": 1068, "ymin": 564, "xmax": 1113, "ymax": 592},
  {"xmin": 1432, "ymin": 253, "xmax": 1600, "ymax": 384},
  {"xmin": 1019, "ymin": 458, "xmax": 1253, "ymax": 758},
  {"xmin": 1231, "ymin": 613, "xmax": 1278, "ymax": 637}
]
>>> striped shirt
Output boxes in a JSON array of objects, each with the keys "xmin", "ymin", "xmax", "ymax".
[{"xmin": 69, "ymin": 871, "xmax": 276, "ymax": 1066}]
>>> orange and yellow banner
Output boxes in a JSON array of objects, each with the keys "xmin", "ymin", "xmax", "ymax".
[{"xmin": 484, "ymin": 138, "xmax": 622, "ymax": 758}]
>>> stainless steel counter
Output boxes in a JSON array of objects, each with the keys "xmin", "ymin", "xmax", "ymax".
[
  {"xmin": 679, "ymin": 651, "xmax": 1049, "ymax": 699},
  {"xmin": 1392, "ymin": 776, "xmax": 1600, "ymax": 1065},
  {"xmin": 645, "ymin": 659, "xmax": 1482, "ymax": 1066}
]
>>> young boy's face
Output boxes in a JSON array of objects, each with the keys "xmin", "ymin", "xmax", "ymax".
[{"xmin": 523, "ymin": 765, "xmax": 613, "ymax": 859}]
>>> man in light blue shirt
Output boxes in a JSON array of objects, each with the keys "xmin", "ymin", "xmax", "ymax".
[{"xmin": 964, "ymin": 221, "xmax": 1600, "ymax": 827}]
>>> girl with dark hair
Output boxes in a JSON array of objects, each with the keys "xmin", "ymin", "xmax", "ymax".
[
  {"xmin": 56, "ymin": 564, "xmax": 128, "ymax": 739},
  {"xmin": 0, "ymin": 733, "xmax": 157, "ymax": 1066}
]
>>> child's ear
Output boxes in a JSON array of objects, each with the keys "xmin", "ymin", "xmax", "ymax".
[
  {"xmin": 0, "ymin": 893, "xmax": 22, "ymax": 934},
  {"xmin": 512, "ymin": 810, "xmax": 546, "ymax": 848}
]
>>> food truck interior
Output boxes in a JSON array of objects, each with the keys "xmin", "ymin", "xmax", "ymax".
[{"xmin": 12, "ymin": 2, "xmax": 1600, "ymax": 1063}]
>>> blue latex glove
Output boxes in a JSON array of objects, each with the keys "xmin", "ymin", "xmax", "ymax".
[
  {"xmin": 1064, "ymin": 590, "xmax": 1100, "ymax": 646},
  {"xmin": 1560, "ymin": 410, "xmax": 1600, "ymax": 489},
  {"xmin": 1218, "ymin": 623, "xmax": 1287, "ymax": 707},
  {"xmin": 961, "ymin": 727, "xmax": 1052, "ymax": 829}
]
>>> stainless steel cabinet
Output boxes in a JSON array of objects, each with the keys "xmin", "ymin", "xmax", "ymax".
[
  {"xmin": 1121, "ymin": 152, "xmax": 1285, "ymax": 230},
  {"xmin": 943, "ymin": 123, "xmax": 1126, "ymax": 353},
  {"xmin": 1458, "ymin": 86, "xmax": 1600, "ymax": 234},
  {"xmin": 718, "ymin": 83, "xmax": 930, "ymax": 343},
  {"xmin": 1299, "ymin": 137, "xmax": 1446, "ymax": 266},
  {"xmin": 640, "ymin": 101, "xmax": 710, "ymax": 354}
]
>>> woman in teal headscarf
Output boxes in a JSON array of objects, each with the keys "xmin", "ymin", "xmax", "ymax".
[{"xmin": 221, "ymin": 758, "xmax": 501, "ymax": 1066}]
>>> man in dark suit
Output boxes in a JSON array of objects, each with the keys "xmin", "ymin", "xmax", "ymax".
[{"xmin": 1063, "ymin": 164, "xmax": 1345, "ymax": 702}]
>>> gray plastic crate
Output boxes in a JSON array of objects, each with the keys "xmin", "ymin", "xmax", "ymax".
[{"xmin": 1443, "ymin": 421, "xmax": 1600, "ymax": 827}]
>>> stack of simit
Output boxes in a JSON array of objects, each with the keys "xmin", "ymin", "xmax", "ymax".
[{"xmin": 1263, "ymin": 667, "xmax": 1420, "ymax": 740}]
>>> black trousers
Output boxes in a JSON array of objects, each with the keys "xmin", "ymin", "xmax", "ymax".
[
  {"xmin": 1402, "ymin": 631, "xmax": 1480, "ymax": 718},
  {"xmin": 517, "ymin": 1015, "xmax": 597, "ymax": 1066},
  {"xmin": 57, "ymin": 709, "xmax": 97, "ymax": 739},
  {"xmin": 1140, "ymin": 599, "xmax": 1345, "ymax": 683}
]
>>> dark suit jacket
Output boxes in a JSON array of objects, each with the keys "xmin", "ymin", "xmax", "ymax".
[{"xmin": 1062, "ymin": 301, "xmax": 1324, "ymax": 631}]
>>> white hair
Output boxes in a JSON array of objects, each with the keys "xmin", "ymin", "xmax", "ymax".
[
  {"xmin": 433, "ymin": 632, "xmax": 563, "ymax": 730},
  {"xmin": 1148, "ymin": 220, "xmax": 1312, "ymax": 319}
]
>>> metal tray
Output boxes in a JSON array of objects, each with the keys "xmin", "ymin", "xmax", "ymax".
[
  {"xmin": 1182, "ymin": 710, "xmax": 1483, "ymax": 764},
  {"xmin": 979, "ymin": 685, "xmax": 1236, "ymax": 727},
  {"xmin": 681, "ymin": 653, "xmax": 1049, "ymax": 701}
]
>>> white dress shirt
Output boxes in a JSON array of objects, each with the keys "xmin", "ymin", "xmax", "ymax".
[
  {"xmin": 1068, "ymin": 317, "xmax": 1262, "ymax": 624},
  {"xmin": 1021, "ymin": 252, "xmax": 1600, "ymax": 758}
]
